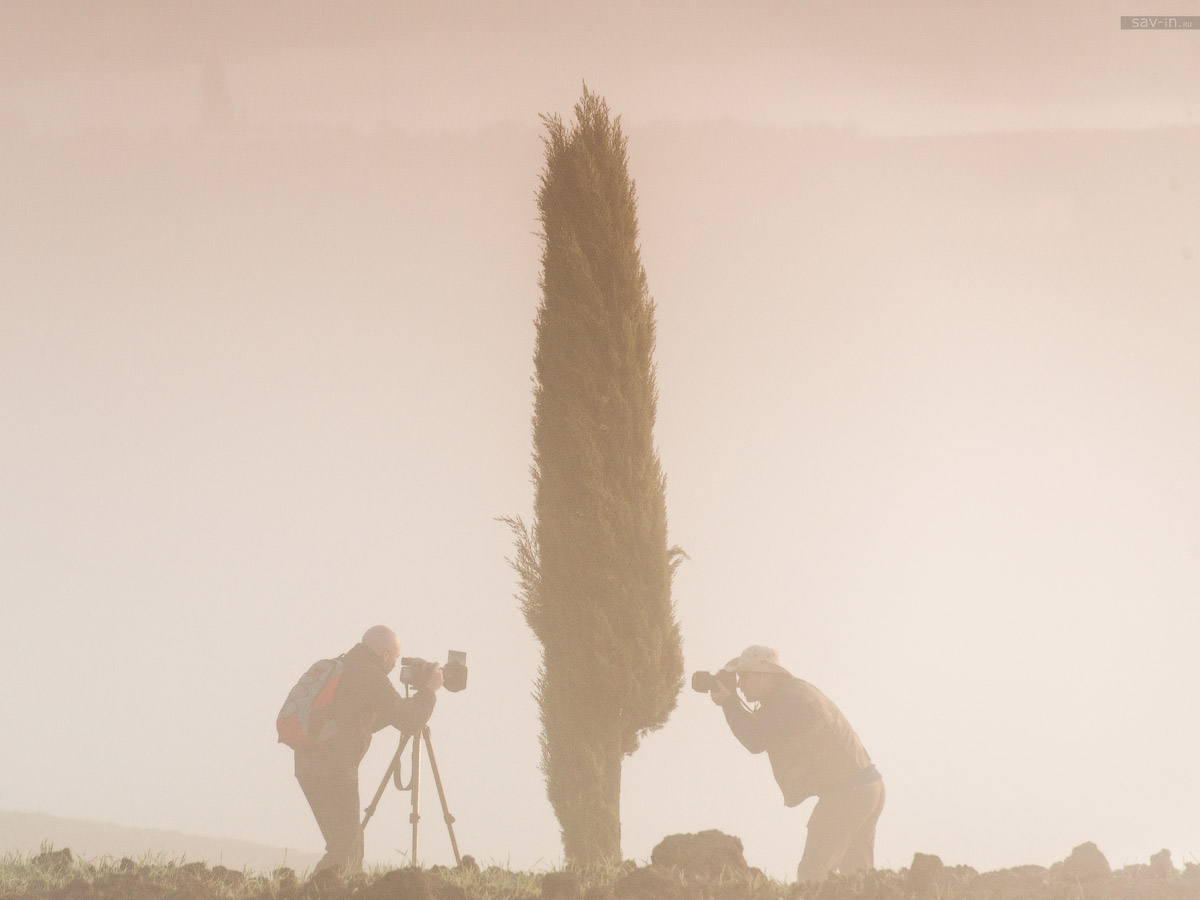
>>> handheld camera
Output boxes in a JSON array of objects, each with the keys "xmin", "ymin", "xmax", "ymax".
[{"xmin": 690, "ymin": 668, "xmax": 737, "ymax": 694}]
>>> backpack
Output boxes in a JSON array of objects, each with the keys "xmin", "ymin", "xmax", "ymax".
[{"xmin": 276, "ymin": 656, "xmax": 344, "ymax": 750}]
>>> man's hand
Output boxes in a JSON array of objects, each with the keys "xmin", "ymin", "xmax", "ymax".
[
  {"xmin": 709, "ymin": 683, "xmax": 732, "ymax": 706},
  {"xmin": 424, "ymin": 663, "xmax": 445, "ymax": 692}
]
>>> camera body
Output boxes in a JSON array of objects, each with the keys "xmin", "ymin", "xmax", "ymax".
[
  {"xmin": 691, "ymin": 668, "xmax": 737, "ymax": 694},
  {"xmin": 400, "ymin": 650, "xmax": 469, "ymax": 692}
]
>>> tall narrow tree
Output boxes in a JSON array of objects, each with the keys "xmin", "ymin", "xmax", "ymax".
[{"xmin": 505, "ymin": 88, "xmax": 684, "ymax": 867}]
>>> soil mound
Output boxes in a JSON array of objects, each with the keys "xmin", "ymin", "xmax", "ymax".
[
  {"xmin": 650, "ymin": 830, "xmax": 748, "ymax": 878},
  {"xmin": 1050, "ymin": 841, "xmax": 1111, "ymax": 882}
]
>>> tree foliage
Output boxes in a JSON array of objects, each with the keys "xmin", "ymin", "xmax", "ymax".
[{"xmin": 504, "ymin": 87, "xmax": 684, "ymax": 866}]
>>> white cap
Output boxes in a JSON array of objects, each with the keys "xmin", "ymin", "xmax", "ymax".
[{"xmin": 721, "ymin": 645, "xmax": 792, "ymax": 676}]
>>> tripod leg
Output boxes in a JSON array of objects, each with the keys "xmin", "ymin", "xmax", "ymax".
[
  {"xmin": 410, "ymin": 732, "xmax": 422, "ymax": 866},
  {"xmin": 421, "ymin": 727, "xmax": 463, "ymax": 867},
  {"xmin": 362, "ymin": 732, "xmax": 412, "ymax": 831}
]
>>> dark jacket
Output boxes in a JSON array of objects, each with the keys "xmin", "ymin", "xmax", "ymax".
[
  {"xmin": 722, "ymin": 676, "xmax": 877, "ymax": 806},
  {"xmin": 295, "ymin": 642, "xmax": 436, "ymax": 776}
]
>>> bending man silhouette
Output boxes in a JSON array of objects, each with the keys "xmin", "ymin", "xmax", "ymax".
[
  {"xmin": 708, "ymin": 645, "xmax": 884, "ymax": 882},
  {"xmin": 294, "ymin": 625, "xmax": 442, "ymax": 874}
]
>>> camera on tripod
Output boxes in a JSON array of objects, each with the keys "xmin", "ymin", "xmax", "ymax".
[
  {"xmin": 691, "ymin": 668, "xmax": 737, "ymax": 693},
  {"xmin": 400, "ymin": 650, "xmax": 469, "ymax": 692},
  {"xmin": 364, "ymin": 648, "xmax": 469, "ymax": 867}
]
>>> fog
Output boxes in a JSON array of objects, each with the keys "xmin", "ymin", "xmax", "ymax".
[{"xmin": 2, "ymin": 0, "xmax": 1198, "ymax": 880}]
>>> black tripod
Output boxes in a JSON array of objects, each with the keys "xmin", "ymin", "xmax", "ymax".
[{"xmin": 361, "ymin": 725, "xmax": 462, "ymax": 867}]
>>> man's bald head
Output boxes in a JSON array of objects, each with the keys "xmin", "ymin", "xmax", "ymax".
[{"xmin": 362, "ymin": 625, "xmax": 402, "ymax": 673}]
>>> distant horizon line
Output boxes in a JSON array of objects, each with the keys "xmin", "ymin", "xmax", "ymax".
[{"xmin": 1, "ymin": 807, "xmax": 304, "ymax": 853}]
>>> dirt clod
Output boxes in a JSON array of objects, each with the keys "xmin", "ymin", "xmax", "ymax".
[
  {"xmin": 35, "ymin": 847, "xmax": 75, "ymax": 871},
  {"xmin": 1051, "ymin": 842, "xmax": 1111, "ymax": 882},
  {"xmin": 612, "ymin": 866, "xmax": 684, "ymax": 900},
  {"xmin": 1150, "ymin": 850, "xmax": 1176, "ymax": 878},
  {"xmin": 353, "ymin": 867, "xmax": 432, "ymax": 900},
  {"xmin": 651, "ymin": 831, "xmax": 748, "ymax": 878},
  {"xmin": 541, "ymin": 871, "xmax": 582, "ymax": 900},
  {"xmin": 163, "ymin": 886, "xmax": 216, "ymax": 900},
  {"xmin": 305, "ymin": 868, "xmax": 346, "ymax": 899},
  {"xmin": 908, "ymin": 853, "xmax": 944, "ymax": 884}
]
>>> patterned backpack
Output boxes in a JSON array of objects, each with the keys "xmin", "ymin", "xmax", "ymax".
[{"xmin": 276, "ymin": 656, "xmax": 344, "ymax": 750}]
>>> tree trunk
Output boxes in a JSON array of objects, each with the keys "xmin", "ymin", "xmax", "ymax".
[{"xmin": 560, "ymin": 723, "xmax": 623, "ymax": 867}]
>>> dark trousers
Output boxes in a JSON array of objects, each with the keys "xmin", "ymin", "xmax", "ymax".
[{"xmin": 296, "ymin": 764, "xmax": 364, "ymax": 874}]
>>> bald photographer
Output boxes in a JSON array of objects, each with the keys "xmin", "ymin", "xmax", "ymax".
[{"xmin": 291, "ymin": 625, "xmax": 443, "ymax": 874}]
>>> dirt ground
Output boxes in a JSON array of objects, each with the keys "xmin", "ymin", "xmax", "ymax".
[{"xmin": 12, "ymin": 836, "xmax": 1200, "ymax": 900}]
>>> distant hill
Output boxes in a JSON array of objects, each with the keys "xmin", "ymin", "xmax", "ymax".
[{"xmin": 0, "ymin": 811, "xmax": 320, "ymax": 873}]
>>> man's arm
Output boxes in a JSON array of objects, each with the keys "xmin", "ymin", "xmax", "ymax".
[
  {"xmin": 721, "ymin": 692, "xmax": 808, "ymax": 753},
  {"xmin": 367, "ymin": 666, "xmax": 440, "ymax": 734},
  {"xmin": 388, "ymin": 689, "xmax": 437, "ymax": 734}
]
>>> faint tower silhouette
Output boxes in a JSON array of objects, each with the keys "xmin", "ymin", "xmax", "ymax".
[{"xmin": 199, "ymin": 56, "xmax": 235, "ymax": 134}]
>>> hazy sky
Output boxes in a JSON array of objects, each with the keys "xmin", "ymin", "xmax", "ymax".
[
  {"xmin": 2, "ymin": 0, "xmax": 1199, "ymax": 881},
  {"xmin": 2, "ymin": 0, "xmax": 1198, "ymax": 134}
]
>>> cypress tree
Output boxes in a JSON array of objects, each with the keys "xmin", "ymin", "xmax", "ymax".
[{"xmin": 504, "ymin": 87, "xmax": 684, "ymax": 867}]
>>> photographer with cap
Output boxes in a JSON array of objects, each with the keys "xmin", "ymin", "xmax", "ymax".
[
  {"xmin": 707, "ymin": 645, "xmax": 884, "ymax": 882},
  {"xmin": 295, "ymin": 625, "xmax": 443, "ymax": 875}
]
